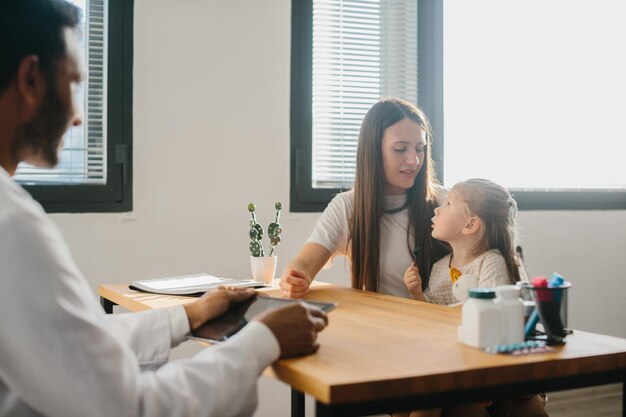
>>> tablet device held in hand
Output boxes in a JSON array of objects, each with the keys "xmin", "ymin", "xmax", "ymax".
[{"xmin": 189, "ymin": 295, "xmax": 337, "ymax": 343}]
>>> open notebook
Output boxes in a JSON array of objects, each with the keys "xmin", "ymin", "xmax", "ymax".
[{"xmin": 130, "ymin": 273, "xmax": 267, "ymax": 296}]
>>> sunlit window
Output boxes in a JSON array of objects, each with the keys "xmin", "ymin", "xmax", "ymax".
[{"xmin": 443, "ymin": 0, "xmax": 626, "ymax": 192}]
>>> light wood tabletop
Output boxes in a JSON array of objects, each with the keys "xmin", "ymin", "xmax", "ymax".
[{"xmin": 99, "ymin": 282, "xmax": 626, "ymax": 417}]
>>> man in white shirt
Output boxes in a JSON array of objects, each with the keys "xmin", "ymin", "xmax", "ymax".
[{"xmin": 0, "ymin": 1, "xmax": 328, "ymax": 416}]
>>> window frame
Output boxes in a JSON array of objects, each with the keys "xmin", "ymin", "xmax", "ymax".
[
  {"xmin": 290, "ymin": 0, "xmax": 626, "ymax": 212},
  {"xmin": 22, "ymin": 0, "xmax": 133, "ymax": 213}
]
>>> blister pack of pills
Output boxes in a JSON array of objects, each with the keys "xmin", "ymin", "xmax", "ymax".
[{"xmin": 483, "ymin": 340, "xmax": 555, "ymax": 355}]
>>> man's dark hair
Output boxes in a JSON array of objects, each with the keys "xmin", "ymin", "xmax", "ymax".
[{"xmin": 0, "ymin": 0, "xmax": 81, "ymax": 94}]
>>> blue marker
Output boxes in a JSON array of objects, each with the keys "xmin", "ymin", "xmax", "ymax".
[
  {"xmin": 550, "ymin": 272, "xmax": 565, "ymax": 296},
  {"xmin": 524, "ymin": 276, "xmax": 547, "ymax": 338}
]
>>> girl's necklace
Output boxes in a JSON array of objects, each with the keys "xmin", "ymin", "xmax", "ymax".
[
  {"xmin": 449, "ymin": 255, "xmax": 463, "ymax": 283},
  {"xmin": 382, "ymin": 200, "xmax": 409, "ymax": 214}
]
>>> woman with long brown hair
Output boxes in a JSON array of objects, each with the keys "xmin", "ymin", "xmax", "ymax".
[{"xmin": 280, "ymin": 98, "xmax": 448, "ymax": 299}]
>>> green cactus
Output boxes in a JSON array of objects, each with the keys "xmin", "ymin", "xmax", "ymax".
[
  {"xmin": 249, "ymin": 240, "xmax": 263, "ymax": 257},
  {"xmin": 267, "ymin": 202, "xmax": 283, "ymax": 256},
  {"xmin": 248, "ymin": 202, "xmax": 283, "ymax": 257},
  {"xmin": 249, "ymin": 223, "xmax": 263, "ymax": 240}
]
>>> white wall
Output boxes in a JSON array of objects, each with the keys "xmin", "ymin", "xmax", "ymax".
[{"xmin": 49, "ymin": 0, "xmax": 626, "ymax": 415}]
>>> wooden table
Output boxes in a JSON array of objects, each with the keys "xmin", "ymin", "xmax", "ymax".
[{"xmin": 99, "ymin": 283, "xmax": 626, "ymax": 417}]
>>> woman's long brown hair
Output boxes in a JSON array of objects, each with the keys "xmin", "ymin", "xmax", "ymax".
[{"xmin": 350, "ymin": 98, "xmax": 449, "ymax": 292}]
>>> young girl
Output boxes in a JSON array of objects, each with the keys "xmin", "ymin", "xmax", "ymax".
[
  {"xmin": 404, "ymin": 178, "xmax": 519, "ymax": 305},
  {"xmin": 401, "ymin": 179, "xmax": 547, "ymax": 417}
]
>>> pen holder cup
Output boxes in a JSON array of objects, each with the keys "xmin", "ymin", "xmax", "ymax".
[{"xmin": 519, "ymin": 282, "xmax": 572, "ymax": 345}]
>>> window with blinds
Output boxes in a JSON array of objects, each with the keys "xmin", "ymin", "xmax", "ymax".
[
  {"xmin": 14, "ymin": 0, "xmax": 107, "ymax": 185},
  {"xmin": 311, "ymin": 0, "xmax": 417, "ymax": 189}
]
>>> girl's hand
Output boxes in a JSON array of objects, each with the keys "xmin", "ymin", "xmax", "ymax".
[
  {"xmin": 404, "ymin": 264, "xmax": 427, "ymax": 301},
  {"xmin": 279, "ymin": 268, "xmax": 312, "ymax": 298}
]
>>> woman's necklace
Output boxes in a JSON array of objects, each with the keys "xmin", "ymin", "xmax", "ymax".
[{"xmin": 382, "ymin": 200, "xmax": 409, "ymax": 214}]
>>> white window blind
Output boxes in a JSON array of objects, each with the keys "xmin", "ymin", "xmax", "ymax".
[
  {"xmin": 15, "ymin": 0, "xmax": 107, "ymax": 185},
  {"xmin": 312, "ymin": 0, "xmax": 417, "ymax": 189}
]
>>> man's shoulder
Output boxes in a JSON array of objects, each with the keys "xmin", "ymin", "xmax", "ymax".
[{"xmin": 0, "ymin": 176, "xmax": 48, "ymax": 236}]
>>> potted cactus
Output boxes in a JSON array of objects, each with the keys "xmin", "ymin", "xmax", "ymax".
[{"xmin": 248, "ymin": 202, "xmax": 283, "ymax": 283}]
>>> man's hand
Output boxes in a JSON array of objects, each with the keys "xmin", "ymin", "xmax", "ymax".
[
  {"xmin": 253, "ymin": 302, "xmax": 328, "ymax": 358},
  {"xmin": 183, "ymin": 286, "xmax": 256, "ymax": 331},
  {"xmin": 404, "ymin": 264, "xmax": 427, "ymax": 301},
  {"xmin": 279, "ymin": 268, "xmax": 312, "ymax": 299}
]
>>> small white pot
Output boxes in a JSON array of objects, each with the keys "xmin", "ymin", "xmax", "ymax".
[{"xmin": 250, "ymin": 255, "xmax": 277, "ymax": 284}]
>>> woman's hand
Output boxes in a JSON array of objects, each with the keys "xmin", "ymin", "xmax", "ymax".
[
  {"xmin": 279, "ymin": 268, "xmax": 312, "ymax": 299},
  {"xmin": 279, "ymin": 243, "xmax": 331, "ymax": 298},
  {"xmin": 404, "ymin": 264, "xmax": 427, "ymax": 301},
  {"xmin": 183, "ymin": 286, "xmax": 256, "ymax": 331}
]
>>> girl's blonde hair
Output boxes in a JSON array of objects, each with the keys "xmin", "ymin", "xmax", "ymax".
[{"xmin": 450, "ymin": 178, "xmax": 520, "ymax": 284}]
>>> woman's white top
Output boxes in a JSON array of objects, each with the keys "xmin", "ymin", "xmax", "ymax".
[{"xmin": 307, "ymin": 189, "xmax": 445, "ymax": 298}]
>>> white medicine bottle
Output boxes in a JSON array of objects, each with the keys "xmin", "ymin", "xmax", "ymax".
[
  {"xmin": 458, "ymin": 288, "xmax": 501, "ymax": 348},
  {"xmin": 494, "ymin": 285, "xmax": 525, "ymax": 345}
]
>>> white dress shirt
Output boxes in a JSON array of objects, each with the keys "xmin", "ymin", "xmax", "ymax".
[{"xmin": 0, "ymin": 166, "xmax": 280, "ymax": 417}]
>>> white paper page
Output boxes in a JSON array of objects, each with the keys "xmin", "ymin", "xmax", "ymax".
[{"xmin": 140, "ymin": 274, "xmax": 223, "ymax": 290}]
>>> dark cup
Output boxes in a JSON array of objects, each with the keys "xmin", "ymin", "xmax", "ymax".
[{"xmin": 519, "ymin": 281, "xmax": 572, "ymax": 345}]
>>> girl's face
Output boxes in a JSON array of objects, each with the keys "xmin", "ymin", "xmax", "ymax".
[
  {"xmin": 380, "ymin": 118, "xmax": 426, "ymax": 195},
  {"xmin": 431, "ymin": 191, "xmax": 470, "ymax": 242}
]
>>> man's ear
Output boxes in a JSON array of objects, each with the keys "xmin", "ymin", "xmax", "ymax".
[
  {"xmin": 15, "ymin": 55, "xmax": 46, "ymax": 113},
  {"xmin": 463, "ymin": 216, "xmax": 481, "ymax": 235}
]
